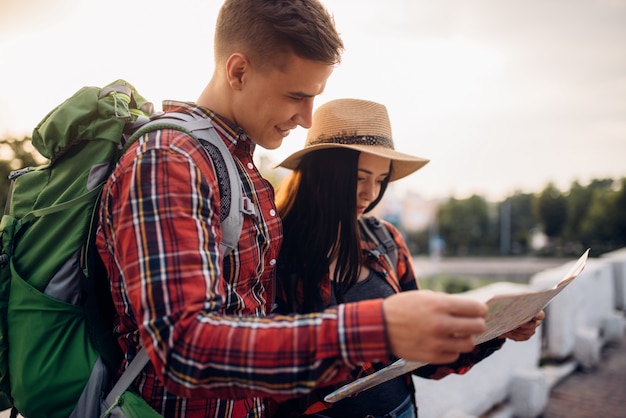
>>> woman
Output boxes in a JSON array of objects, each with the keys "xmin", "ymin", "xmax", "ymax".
[{"xmin": 273, "ymin": 99, "xmax": 543, "ymax": 418}]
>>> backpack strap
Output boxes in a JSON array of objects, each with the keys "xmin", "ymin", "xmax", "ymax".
[
  {"xmin": 102, "ymin": 348, "xmax": 150, "ymax": 412},
  {"xmin": 99, "ymin": 115, "xmax": 251, "ymax": 408},
  {"xmin": 358, "ymin": 216, "xmax": 398, "ymax": 276},
  {"xmin": 125, "ymin": 113, "xmax": 253, "ymax": 255}
]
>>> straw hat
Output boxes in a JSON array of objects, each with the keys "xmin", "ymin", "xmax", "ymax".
[{"xmin": 277, "ymin": 98, "xmax": 429, "ymax": 181}]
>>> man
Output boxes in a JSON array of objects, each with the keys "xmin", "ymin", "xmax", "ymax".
[{"xmin": 96, "ymin": 0, "xmax": 542, "ymax": 417}]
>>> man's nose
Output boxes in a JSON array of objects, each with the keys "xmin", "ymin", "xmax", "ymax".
[{"xmin": 292, "ymin": 99, "xmax": 314, "ymax": 128}]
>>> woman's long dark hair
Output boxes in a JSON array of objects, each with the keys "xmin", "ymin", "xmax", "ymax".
[{"xmin": 276, "ymin": 148, "xmax": 390, "ymax": 313}]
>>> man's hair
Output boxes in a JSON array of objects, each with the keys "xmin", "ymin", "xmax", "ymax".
[{"xmin": 215, "ymin": 0, "xmax": 344, "ymax": 69}]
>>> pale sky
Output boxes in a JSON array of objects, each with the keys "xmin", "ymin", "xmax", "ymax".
[{"xmin": 1, "ymin": 0, "xmax": 625, "ymax": 200}]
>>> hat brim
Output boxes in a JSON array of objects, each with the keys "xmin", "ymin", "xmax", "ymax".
[{"xmin": 276, "ymin": 143, "xmax": 429, "ymax": 182}]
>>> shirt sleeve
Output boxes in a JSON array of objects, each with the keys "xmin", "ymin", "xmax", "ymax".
[
  {"xmin": 414, "ymin": 338, "xmax": 506, "ymax": 379},
  {"xmin": 98, "ymin": 129, "xmax": 389, "ymax": 400}
]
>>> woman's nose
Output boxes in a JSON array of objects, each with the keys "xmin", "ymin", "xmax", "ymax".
[{"xmin": 360, "ymin": 182, "xmax": 377, "ymax": 200}]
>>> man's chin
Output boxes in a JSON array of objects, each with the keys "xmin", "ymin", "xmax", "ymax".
[{"xmin": 256, "ymin": 138, "xmax": 284, "ymax": 150}]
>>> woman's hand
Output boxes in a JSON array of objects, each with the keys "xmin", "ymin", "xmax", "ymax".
[{"xmin": 500, "ymin": 310, "xmax": 546, "ymax": 341}]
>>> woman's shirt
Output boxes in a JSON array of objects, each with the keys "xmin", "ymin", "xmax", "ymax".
[
  {"xmin": 325, "ymin": 269, "xmax": 412, "ymax": 417},
  {"xmin": 274, "ymin": 217, "xmax": 505, "ymax": 415}
]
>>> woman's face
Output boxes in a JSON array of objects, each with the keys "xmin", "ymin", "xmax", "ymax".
[{"xmin": 356, "ymin": 152, "xmax": 391, "ymax": 217}]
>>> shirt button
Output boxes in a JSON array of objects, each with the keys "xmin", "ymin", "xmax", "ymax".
[
  {"xmin": 269, "ymin": 259, "xmax": 276, "ymax": 266},
  {"xmin": 269, "ymin": 209, "xmax": 276, "ymax": 217},
  {"xmin": 247, "ymin": 162, "xmax": 254, "ymax": 170}
]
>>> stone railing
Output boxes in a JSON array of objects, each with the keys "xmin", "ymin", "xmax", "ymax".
[{"xmin": 413, "ymin": 248, "xmax": 626, "ymax": 418}]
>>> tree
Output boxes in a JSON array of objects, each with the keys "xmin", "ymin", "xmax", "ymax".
[
  {"xmin": 612, "ymin": 178, "xmax": 626, "ymax": 243},
  {"xmin": 579, "ymin": 178, "xmax": 626, "ymax": 252},
  {"xmin": 534, "ymin": 183, "xmax": 567, "ymax": 240},
  {"xmin": 563, "ymin": 181, "xmax": 592, "ymax": 241},
  {"xmin": 437, "ymin": 194, "xmax": 492, "ymax": 255},
  {"xmin": 502, "ymin": 192, "xmax": 537, "ymax": 254}
]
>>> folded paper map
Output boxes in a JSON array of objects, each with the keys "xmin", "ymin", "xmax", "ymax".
[{"xmin": 324, "ymin": 249, "xmax": 590, "ymax": 403}]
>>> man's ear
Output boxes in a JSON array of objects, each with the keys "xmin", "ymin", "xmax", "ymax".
[{"xmin": 225, "ymin": 53, "xmax": 249, "ymax": 90}]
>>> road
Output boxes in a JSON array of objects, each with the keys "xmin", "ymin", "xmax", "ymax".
[{"xmin": 413, "ymin": 255, "xmax": 573, "ymax": 281}]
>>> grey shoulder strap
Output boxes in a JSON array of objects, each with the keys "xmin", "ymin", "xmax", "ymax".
[
  {"xmin": 127, "ymin": 112, "xmax": 253, "ymax": 255},
  {"xmin": 358, "ymin": 216, "xmax": 398, "ymax": 276},
  {"xmin": 104, "ymin": 114, "xmax": 253, "ymax": 406},
  {"xmin": 103, "ymin": 348, "xmax": 150, "ymax": 409}
]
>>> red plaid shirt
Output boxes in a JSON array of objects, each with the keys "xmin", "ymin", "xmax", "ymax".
[{"xmin": 96, "ymin": 101, "xmax": 388, "ymax": 418}]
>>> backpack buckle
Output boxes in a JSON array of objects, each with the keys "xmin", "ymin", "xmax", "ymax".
[
  {"xmin": 368, "ymin": 249, "xmax": 382, "ymax": 259},
  {"xmin": 241, "ymin": 197, "xmax": 258, "ymax": 217}
]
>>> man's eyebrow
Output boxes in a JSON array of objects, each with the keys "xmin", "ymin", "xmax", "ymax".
[{"xmin": 288, "ymin": 91, "xmax": 315, "ymax": 99}]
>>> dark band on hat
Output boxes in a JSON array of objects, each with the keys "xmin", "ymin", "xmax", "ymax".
[{"xmin": 309, "ymin": 135, "xmax": 394, "ymax": 149}]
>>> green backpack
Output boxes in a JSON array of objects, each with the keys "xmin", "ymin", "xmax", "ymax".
[{"xmin": 0, "ymin": 80, "xmax": 245, "ymax": 418}]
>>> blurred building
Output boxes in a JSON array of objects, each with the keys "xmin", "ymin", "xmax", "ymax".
[{"xmin": 371, "ymin": 184, "xmax": 439, "ymax": 233}]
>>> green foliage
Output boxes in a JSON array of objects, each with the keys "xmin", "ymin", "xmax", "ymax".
[
  {"xmin": 534, "ymin": 182, "xmax": 568, "ymax": 239},
  {"xmin": 437, "ymin": 194, "xmax": 495, "ymax": 255},
  {"xmin": 419, "ymin": 274, "xmax": 489, "ymax": 294},
  {"xmin": 563, "ymin": 181, "xmax": 592, "ymax": 240},
  {"xmin": 613, "ymin": 178, "xmax": 626, "ymax": 240},
  {"xmin": 578, "ymin": 178, "xmax": 626, "ymax": 251},
  {"xmin": 501, "ymin": 192, "xmax": 536, "ymax": 253},
  {"xmin": 429, "ymin": 178, "xmax": 626, "ymax": 257},
  {"xmin": 405, "ymin": 229, "xmax": 429, "ymax": 255}
]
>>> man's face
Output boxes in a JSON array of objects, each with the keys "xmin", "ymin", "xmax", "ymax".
[{"xmin": 233, "ymin": 54, "xmax": 334, "ymax": 150}]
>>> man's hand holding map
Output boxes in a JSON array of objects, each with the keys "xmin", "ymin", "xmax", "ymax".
[{"xmin": 324, "ymin": 249, "xmax": 590, "ymax": 403}]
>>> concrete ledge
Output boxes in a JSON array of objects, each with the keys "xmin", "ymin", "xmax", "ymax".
[
  {"xmin": 574, "ymin": 327, "xmax": 602, "ymax": 370},
  {"xmin": 602, "ymin": 311, "xmax": 626, "ymax": 343},
  {"xmin": 542, "ymin": 361, "xmax": 578, "ymax": 388},
  {"xmin": 509, "ymin": 369, "xmax": 549, "ymax": 418},
  {"xmin": 601, "ymin": 248, "xmax": 626, "ymax": 310}
]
